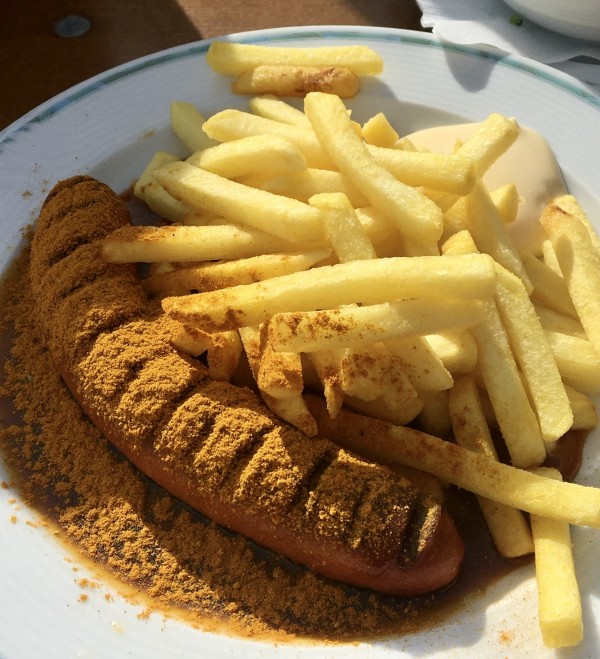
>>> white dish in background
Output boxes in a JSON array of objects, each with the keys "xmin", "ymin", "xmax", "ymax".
[
  {"xmin": 503, "ymin": 0, "xmax": 600, "ymax": 43},
  {"xmin": 1, "ymin": 25, "xmax": 600, "ymax": 659}
]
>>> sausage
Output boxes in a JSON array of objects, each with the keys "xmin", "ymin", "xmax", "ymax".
[{"xmin": 28, "ymin": 176, "xmax": 464, "ymax": 597}]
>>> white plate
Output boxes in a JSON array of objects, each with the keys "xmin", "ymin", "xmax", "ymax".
[{"xmin": 1, "ymin": 25, "xmax": 599, "ymax": 659}]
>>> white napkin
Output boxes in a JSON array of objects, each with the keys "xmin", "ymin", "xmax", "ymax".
[{"xmin": 416, "ymin": 0, "xmax": 600, "ymax": 91}]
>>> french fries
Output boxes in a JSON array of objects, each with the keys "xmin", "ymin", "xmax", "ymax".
[{"xmin": 117, "ymin": 45, "xmax": 600, "ymax": 649}]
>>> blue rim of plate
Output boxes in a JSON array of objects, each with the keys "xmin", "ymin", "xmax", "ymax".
[{"xmin": 1, "ymin": 26, "xmax": 599, "ymax": 154}]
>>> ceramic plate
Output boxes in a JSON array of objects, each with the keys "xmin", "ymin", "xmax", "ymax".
[{"xmin": 1, "ymin": 25, "xmax": 599, "ymax": 659}]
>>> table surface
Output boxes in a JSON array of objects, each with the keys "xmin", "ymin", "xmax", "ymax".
[{"xmin": 1, "ymin": 0, "xmax": 425, "ymax": 131}]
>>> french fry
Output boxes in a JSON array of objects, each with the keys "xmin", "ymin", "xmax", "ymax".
[
  {"xmin": 470, "ymin": 296, "xmax": 547, "ymax": 468},
  {"xmin": 206, "ymin": 41, "xmax": 384, "ymax": 75},
  {"xmin": 306, "ymin": 396, "xmax": 600, "ymax": 528},
  {"xmin": 541, "ymin": 203, "xmax": 600, "ymax": 355},
  {"xmin": 342, "ymin": 392, "xmax": 424, "ymax": 427},
  {"xmin": 416, "ymin": 389, "xmax": 452, "ymax": 438},
  {"xmin": 170, "ymin": 101, "xmax": 216, "ymax": 153},
  {"xmin": 554, "ymin": 194, "xmax": 600, "ymax": 257},
  {"xmin": 245, "ymin": 168, "xmax": 369, "ymax": 207},
  {"xmin": 186, "ymin": 134, "xmax": 306, "ymax": 179},
  {"xmin": 248, "ymin": 94, "xmax": 312, "ymax": 126},
  {"xmin": 143, "ymin": 180, "xmax": 191, "ymax": 223},
  {"xmin": 143, "ymin": 249, "xmax": 331, "ymax": 297},
  {"xmin": 533, "ymin": 303, "xmax": 586, "ymax": 339},
  {"xmin": 366, "ymin": 146, "xmax": 477, "ymax": 195},
  {"xmin": 541, "ymin": 239, "xmax": 563, "ymax": 275},
  {"xmin": 306, "ymin": 349, "xmax": 345, "ymax": 417},
  {"xmin": 166, "ymin": 321, "xmax": 213, "ymax": 357},
  {"xmin": 425, "ymin": 331, "xmax": 478, "ymax": 375},
  {"xmin": 162, "ymin": 254, "xmax": 496, "ymax": 332},
  {"xmin": 232, "ymin": 65, "xmax": 360, "ymax": 98},
  {"xmin": 257, "ymin": 344, "xmax": 304, "ymax": 400},
  {"xmin": 266, "ymin": 298, "xmax": 485, "ymax": 354},
  {"xmin": 239, "ymin": 325, "xmax": 317, "ymax": 436},
  {"xmin": 448, "ymin": 375, "xmax": 534, "ymax": 558},
  {"xmin": 462, "ymin": 179, "xmax": 533, "ymax": 293},
  {"xmin": 544, "ymin": 330, "xmax": 600, "ymax": 394},
  {"xmin": 308, "ymin": 192, "xmax": 376, "ymax": 261},
  {"xmin": 353, "ymin": 207, "xmax": 405, "ymax": 257},
  {"xmin": 134, "ymin": 151, "xmax": 180, "ymax": 201},
  {"xmin": 361, "ymin": 112, "xmax": 400, "ymax": 147},
  {"xmin": 384, "ymin": 336, "xmax": 454, "ymax": 392},
  {"xmin": 530, "ymin": 467, "xmax": 583, "ymax": 648},
  {"xmin": 493, "ymin": 263, "xmax": 572, "ymax": 444},
  {"xmin": 564, "ymin": 384, "xmax": 598, "ymax": 430},
  {"xmin": 521, "ymin": 251, "xmax": 579, "ymax": 319},
  {"xmin": 103, "ymin": 224, "xmax": 310, "ymax": 263},
  {"xmin": 304, "ymin": 92, "xmax": 443, "ymax": 250},
  {"xmin": 202, "ymin": 109, "xmax": 335, "ymax": 169},
  {"xmin": 153, "ymin": 160, "xmax": 325, "ymax": 242},
  {"xmin": 207, "ymin": 330, "xmax": 243, "ymax": 382},
  {"xmin": 490, "ymin": 183, "xmax": 519, "ymax": 224}
]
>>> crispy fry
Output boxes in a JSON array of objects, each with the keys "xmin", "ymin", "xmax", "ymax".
[
  {"xmin": 306, "ymin": 397, "xmax": 600, "ymax": 528},
  {"xmin": 186, "ymin": 134, "xmax": 306, "ymax": 179},
  {"xmin": 455, "ymin": 113, "xmax": 520, "ymax": 174},
  {"xmin": 304, "ymin": 92, "xmax": 443, "ymax": 249},
  {"xmin": 541, "ymin": 203, "xmax": 600, "ymax": 355},
  {"xmin": 361, "ymin": 112, "xmax": 400, "ymax": 147},
  {"xmin": 207, "ymin": 330, "xmax": 243, "ymax": 381},
  {"xmin": 564, "ymin": 384, "xmax": 598, "ymax": 430},
  {"xmin": 384, "ymin": 336, "xmax": 454, "ymax": 392},
  {"xmin": 153, "ymin": 160, "xmax": 325, "ymax": 242},
  {"xmin": 305, "ymin": 349, "xmax": 345, "ymax": 417},
  {"xmin": 449, "ymin": 375, "xmax": 534, "ymax": 558},
  {"xmin": 490, "ymin": 183, "xmax": 519, "ymax": 224},
  {"xmin": 521, "ymin": 251, "xmax": 579, "ymax": 319},
  {"xmin": 144, "ymin": 249, "xmax": 331, "ymax": 297},
  {"xmin": 162, "ymin": 254, "xmax": 496, "ymax": 332},
  {"xmin": 544, "ymin": 330, "xmax": 600, "ymax": 394},
  {"xmin": 248, "ymin": 94, "xmax": 312, "ymax": 126},
  {"xmin": 530, "ymin": 467, "xmax": 583, "ymax": 648},
  {"xmin": 425, "ymin": 331, "xmax": 478, "ymax": 375},
  {"xmin": 103, "ymin": 224, "xmax": 309, "ymax": 263},
  {"xmin": 232, "ymin": 65, "xmax": 360, "ymax": 98},
  {"xmin": 206, "ymin": 41, "xmax": 384, "ymax": 75},
  {"xmin": 308, "ymin": 192, "xmax": 376, "ymax": 261},
  {"xmin": 170, "ymin": 101, "xmax": 216, "ymax": 153}
]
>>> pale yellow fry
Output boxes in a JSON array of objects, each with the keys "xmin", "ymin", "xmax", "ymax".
[
  {"xmin": 530, "ymin": 467, "xmax": 583, "ymax": 649},
  {"xmin": 167, "ymin": 321, "xmax": 212, "ymax": 357},
  {"xmin": 257, "ymin": 345, "xmax": 304, "ymax": 400},
  {"xmin": 202, "ymin": 109, "xmax": 334, "ymax": 169},
  {"xmin": 455, "ymin": 112, "xmax": 520, "ymax": 174},
  {"xmin": 490, "ymin": 183, "xmax": 519, "ymax": 224},
  {"xmin": 248, "ymin": 94, "xmax": 311, "ymax": 126},
  {"xmin": 471, "ymin": 297, "xmax": 546, "ymax": 468},
  {"xmin": 306, "ymin": 398, "xmax": 600, "ymax": 528},
  {"xmin": 521, "ymin": 251, "xmax": 579, "ymax": 319},
  {"xmin": 541, "ymin": 239, "xmax": 563, "ymax": 275},
  {"xmin": 554, "ymin": 194, "xmax": 600, "ymax": 257},
  {"xmin": 367, "ymin": 145, "xmax": 477, "ymax": 195},
  {"xmin": 494, "ymin": 263, "xmax": 573, "ymax": 443},
  {"xmin": 564, "ymin": 384, "xmax": 598, "ymax": 430},
  {"xmin": 134, "ymin": 151, "xmax": 180, "ymax": 201},
  {"xmin": 207, "ymin": 330, "xmax": 243, "ymax": 382},
  {"xmin": 304, "ymin": 92, "xmax": 443, "ymax": 247},
  {"xmin": 342, "ymin": 392, "xmax": 424, "ymax": 427},
  {"xmin": 361, "ymin": 112, "xmax": 399, "ymax": 147},
  {"xmin": 170, "ymin": 101, "xmax": 215, "ymax": 153},
  {"xmin": 308, "ymin": 192, "xmax": 377, "ymax": 262},
  {"xmin": 544, "ymin": 330, "xmax": 600, "ymax": 394},
  {"xmin": 153, "ymin": 160, "xmax": 325, "ymax": 243},
  {"xmin": 306, "ymin": 349, "xmax": 345, "ymax": 418},
  {"xmin": 163, "ymin": 254, "xmax": 496, "ymax": 332},
  {"xmin": 533, "ymin": 303, "xmax": 586, "ymax": 339},
  {"xmin": 206, "ymin": 41, "xmax": 384, "ymax": 75},
  {"xmin": 102, "ymin": 224, "xmax": 308, "ymax": 263},
  {"xmin": 416, "ymin": 389, "xmax": 452, "ymax": 438},
  {"xmin": 238, "ymin": 325, "xmax": 317, "ymax": 435},
  {"xmin": 186, "ymin": 134, "xmax": 306, "ymax": 179},
  {"xmin": 144, "ymin": 249, "xmax": 332, "ymax": 297},
  {"xmin": 449, "ymin": 375, "xmax": 534, "ymax": 558},
  {"xmin": 425, "ymin": 331, "xmax": 478, "ymax": 375},
  {"xmin": 267, "ymin": 298, "xmax": 485, "ymax": 353},
  {"xmin": 463, "ymin": 179, "xmax": 533, "ymax": 293},
  {"xmin": 441, "ymin": 228, "xmax": 478, "ymax": 256},
  {"xmin": 232, "ymin": 65, "xmax": 359, "ymax": 98},
  {"xmin": 354, "ymin": 207, "xmax": 405, "ymax": 257},
  {"xmin": 541, "ymin": 203, "xmax": 600, "ymax": 355},
  {"xmin": 384, "ymin": 336, "xmax": 454, "ymax": 392},
  {"xmin": 143, "ymin": 179, "xmax": 191, "ymax": 223}
]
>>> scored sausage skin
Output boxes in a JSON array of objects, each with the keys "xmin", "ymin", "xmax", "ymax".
[{"xmin": 29, "ymin": 176, "xmax": 464, "ymax": 596}]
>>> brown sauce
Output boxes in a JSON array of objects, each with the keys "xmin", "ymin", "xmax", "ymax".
[{"xmin": 0, "ymin": 239, "xmax": 567, "ymax": 646}]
